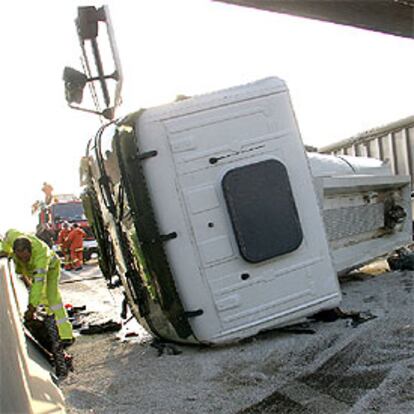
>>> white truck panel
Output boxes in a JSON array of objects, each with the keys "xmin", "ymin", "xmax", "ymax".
[{"xmin": 136, "ymin": 78, "xmax": 341, "ymax": 343}]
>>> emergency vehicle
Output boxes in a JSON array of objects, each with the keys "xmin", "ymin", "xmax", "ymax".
[{"xmin": 36, "ymin": 194, "xmax": 98, "ymax": 262}]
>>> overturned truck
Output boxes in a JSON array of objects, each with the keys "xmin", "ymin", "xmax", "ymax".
[{"xmin": 66, "ymin": 7, "xmax": 411, "ymax": 345}]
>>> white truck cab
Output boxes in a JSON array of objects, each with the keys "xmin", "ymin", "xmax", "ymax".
[{"xmin": 67, "ymin": 6, "xmax": 411, "ymax": 345}]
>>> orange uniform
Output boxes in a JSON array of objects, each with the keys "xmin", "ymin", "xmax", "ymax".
[
  {"xmin": 42, "ymin": 182, "xmax": 54, "ymax": 205},
  {"xmin": 67, "ymin": 226, "xmax": 86, "ymax": 270},
  {"xmin": 57, "ymin": 227, "xmax": 71, "ymax": 270}
]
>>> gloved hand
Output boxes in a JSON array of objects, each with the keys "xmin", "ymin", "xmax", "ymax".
[{"xmin": 24, "ymin": 304, "xmax": 36, "ymax": 322}]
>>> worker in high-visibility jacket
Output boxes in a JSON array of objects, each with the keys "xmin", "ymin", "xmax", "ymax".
[
  {"xmin": 57, "ymin": 222, "xmax": 72, "ymax": 270},
  {"xmin": 0, "ymin": 229, "xmax": 73, "ymax": 344},
  {"xmin": 67, "ymin": 223, "xmax": 86, "ymax": 271}
]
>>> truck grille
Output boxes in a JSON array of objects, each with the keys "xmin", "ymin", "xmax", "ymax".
[{"xmin": 323, "ymin": 203, "xmax": 384, "ymax": 241}]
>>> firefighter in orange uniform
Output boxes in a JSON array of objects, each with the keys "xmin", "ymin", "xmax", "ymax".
[
  {"xmin": 57, "ymin": 222, "xmax": 72, "ymax": 270},
  {"xmin": 42, "ymin": 182, "xmax": 54, "ymax": 205},
  {"xmin": 67, "ymin": 224, "xmax": 87, "ymax": 271}
]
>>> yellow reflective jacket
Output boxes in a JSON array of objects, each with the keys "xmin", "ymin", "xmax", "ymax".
[
  {"xmin": 1, "ymin": 229, "xmax": 24, "ymax": 254},
  {"xmin": 2, "ymin": 229, "xmax": 58, "ymax": 306}
]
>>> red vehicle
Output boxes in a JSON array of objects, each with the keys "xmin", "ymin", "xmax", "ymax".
[{"xmin": 36, "ymin": 195, "xmax": 98, "ymax": 262}]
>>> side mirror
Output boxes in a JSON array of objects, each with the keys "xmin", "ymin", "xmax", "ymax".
[
  {"xmin": 64, "ymin": 5, "xmax": 123, "ymax": 121},
  {"xmin": 63, "ymin": 67, "xmax": 88, "ymax": 104},
  {"xmin": 76, "ymin": 6, "xmax": 104, "ymax": 40}
]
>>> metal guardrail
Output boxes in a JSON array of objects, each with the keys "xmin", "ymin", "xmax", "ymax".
[{"xmin": 320, "ymin": 115, "xmax": 414, "ymax": 189}]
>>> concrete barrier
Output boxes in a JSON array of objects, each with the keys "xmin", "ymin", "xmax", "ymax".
[{"xmin": 0, "ymin": 258, "xmax": 65, "ymax": 414}]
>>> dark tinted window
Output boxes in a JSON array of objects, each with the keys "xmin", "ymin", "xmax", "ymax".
[
  {"xmin": 222, "ymin": 159, "xmax": 303, "ymax": 263},
  {"xmin": 52, "ymin": 203, "xmax": 85, "ymax": 222}
]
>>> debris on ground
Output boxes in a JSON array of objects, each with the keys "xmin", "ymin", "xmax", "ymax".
[
  {"xmin": 65, "ymin": 304, "xmax": 91, "ymax": 330},
  {"xmin": 277, "ymin": 323, "xmax": 316, "ymax": 335},
  {"xmin": 60, "ymin": 263, "xmax": 414, "ymax": 414},
  {"xmin": 310, "ymin": 307, "xmax": 377, "ymax": 327},
  {"xmin": 123, "ymin": 331, "xmax": 140, "ymax": 339},
  {"xmin": 65, "ymin": 304, "xmax": 87, "ymax": 315},
  {"xmin": 79, "ymin": 320, "xmax": 122, "ymax": 335},
  {"xmin": 387, "ymin": 248, "xmax": 414, "ymax": 271},
  {"xmin": 150, "ymin": 339, "xmax": 182, "ymax": 357}
]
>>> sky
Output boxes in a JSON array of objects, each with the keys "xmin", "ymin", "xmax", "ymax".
[{"xmin": 1, "ymin": 0, "xmax": 413, "ymax": 234}]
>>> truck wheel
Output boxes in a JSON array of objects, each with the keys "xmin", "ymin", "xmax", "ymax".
[{"xmin": 83, "ymin": 251, "xmax": 91, "ymax": 263}]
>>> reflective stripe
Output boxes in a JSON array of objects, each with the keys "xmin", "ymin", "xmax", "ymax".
[
  {"xmin": 34, "ymin": 277, "xmax": 44, "ymax": 283},
  {"xmin": 35, "ymin": 268, "xmax": 47, "ymax": 274},
  {"xmin": 75, "ymin": 248, "xmax": 83, "ymax": 252},
  {"xmin": 56, "ymin": 317, "xmax": 69, "ymax": 325},
  {"xmin": 50, "ymin": 303, "xmax": 63, "ymax": 311}
]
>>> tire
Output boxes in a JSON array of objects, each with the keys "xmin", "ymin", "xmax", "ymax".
[{"xmin": 83, "ymin": 251, "xmax": 91, "ymax": 263}]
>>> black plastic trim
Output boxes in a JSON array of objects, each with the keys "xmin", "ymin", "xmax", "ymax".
[
  {"xmin": 184, "ymin": 309, "xmax": 204, "ymax": 318},
  {"xmin": 129, "ymin": 150, "xmax": 158, "ymax": 162},
  {"xmin": 115, "ymin": 113, "xmax": 193, "ymax": 339}
]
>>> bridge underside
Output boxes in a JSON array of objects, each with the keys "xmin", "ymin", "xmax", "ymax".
[{"xmin": 215, "ymin": 0, "xmax": 414, "ymax": 39}]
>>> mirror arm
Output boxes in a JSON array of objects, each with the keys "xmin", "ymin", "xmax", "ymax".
[
  {"xmin": 68, "ymin": 103, "xmax": 114, "ymax": 120},
  {"xmin": 91, "ymin": 37, "xmax": 111, "ymax": 107},
  {"xmin": 87, "ymin": 71, "xmax": 119, "ymax": 83}
]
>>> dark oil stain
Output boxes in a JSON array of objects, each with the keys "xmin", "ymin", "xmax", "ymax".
[
  {"xmin": 238, "ymin": 391, "xmax": 312, "ymax": 414},
  {"xmin": 400, "ymin": 277, "xmax": 413, "ymax": 293},
  {"xmin": 297, "ymin": 341, "xmax": 388, "ymax": 405}
]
